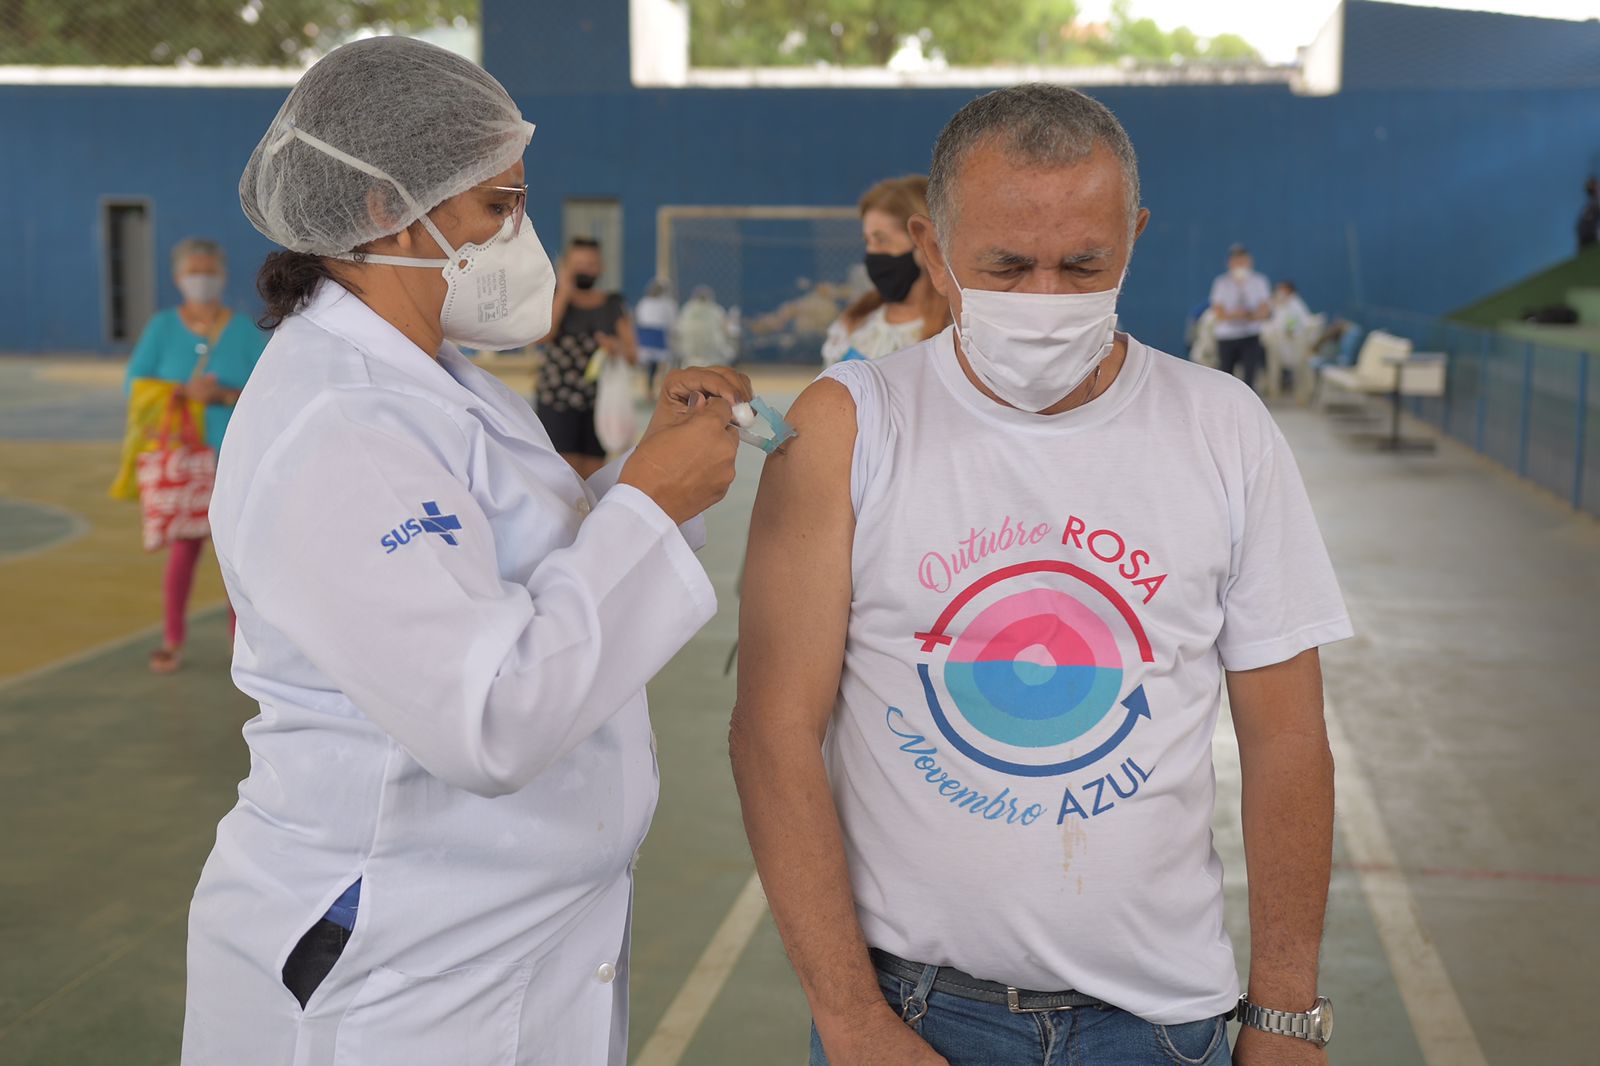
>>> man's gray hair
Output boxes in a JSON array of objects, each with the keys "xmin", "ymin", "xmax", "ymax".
[
  {"xmin": 171, "ymin": 237, "xmax": 226, "ymax": 272},
  {"xmin": 927, "ymin": 84, "xmax": 1141, "ymax": 237}
]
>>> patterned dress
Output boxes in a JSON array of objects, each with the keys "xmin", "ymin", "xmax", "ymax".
[{"xmin": 537, "ymin": 293, "xmax": 626, "ymax": 413}]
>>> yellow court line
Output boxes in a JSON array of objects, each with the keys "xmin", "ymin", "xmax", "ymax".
[{"xmin": 0, "ymin": 440, "xmax": 228, "ymax": 684}]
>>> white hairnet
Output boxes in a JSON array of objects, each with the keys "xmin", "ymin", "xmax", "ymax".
[{"xmin": 241, "ymin": 36, "xmax": 534, "ymax": 256}]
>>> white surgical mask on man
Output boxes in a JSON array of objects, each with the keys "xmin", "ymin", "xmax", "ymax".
[
  {"xmin": 178, "ymin": 274, "xmax": 226, "ymax": 306},
  {"xmin": 946, "ymin": 260, "xmax": 1121, "ymax": 413},
  {"xmin": 1230, "ymin": 265, "xmax": 1250, "ymax": 282}
]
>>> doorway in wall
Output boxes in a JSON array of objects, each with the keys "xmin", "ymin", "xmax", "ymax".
[
  {"xmin": 102, "ymin": 199, "xmax": 156, "ymax": 345},
  {"xmin": 562, "ymin": 198, "xmax": 623, "ymax": 294}
]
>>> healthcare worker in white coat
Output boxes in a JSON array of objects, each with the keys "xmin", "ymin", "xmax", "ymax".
[{"xmin": 182, "ymin": 37, "xmax": 750, "ymax": 1066}]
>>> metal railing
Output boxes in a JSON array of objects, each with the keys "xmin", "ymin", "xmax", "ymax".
[{"xmin": 1350, "ymin": 307, "xmax": 1596, "ymax": 516}]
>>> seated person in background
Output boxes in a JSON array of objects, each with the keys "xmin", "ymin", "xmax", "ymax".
[
  {"xmin": 1269, "ymin": 281, "xmax": 1311, "ymax": 334},
  {"xmin": 1186, "ymin": 301, "xmax": 1218, "ymax": 368},
  {"xmin": 822, "ymin": 175, "xmax": 950, "ymax": 366},
  {"xmin": 673, "ymin": 285, "xmax": 737, "ymax": 366},
  {"xmin": 1262, "ymin": 281, "xmax": 1317, "ymax": 400}
]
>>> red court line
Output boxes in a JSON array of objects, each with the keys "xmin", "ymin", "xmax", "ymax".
[{"xmin": 1337, "ymin": 861, "xmax": 1600, "ymax": 888}]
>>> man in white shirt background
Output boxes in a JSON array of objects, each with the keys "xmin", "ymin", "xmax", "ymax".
[
  {"xmin": 1210, "ymin": 244, "xmax": 1272, "ymax": 391},
  {"xmin": 734, "ymin": 84, "xmax": 1348, "ymax": 1066}
]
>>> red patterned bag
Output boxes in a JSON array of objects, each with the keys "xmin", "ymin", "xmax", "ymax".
[{"xmin": 135, "ymin": 397, "xmax": 217, "ymax": 552}]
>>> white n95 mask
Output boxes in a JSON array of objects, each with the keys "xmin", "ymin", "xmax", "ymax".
[
  {"xmin": 354, "ymin": 214, "xmax": 556, "ymax": 351},
  {"xmin": 275, "ymin": 123, "xmax": 554, "ymax": 350},
  {"xmin": 946, "ymin": 262, "xmax": 1120, "ymax": 413}
]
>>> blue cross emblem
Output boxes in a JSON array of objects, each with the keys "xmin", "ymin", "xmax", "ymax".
[{"xmin": 418, "ymin": 501, "xmax": 462, "ymax": 546}]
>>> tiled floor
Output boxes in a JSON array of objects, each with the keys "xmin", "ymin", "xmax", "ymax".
[{"xmin": 2, "ymin": 358, "xmax": 1595, "ymax": 1064}]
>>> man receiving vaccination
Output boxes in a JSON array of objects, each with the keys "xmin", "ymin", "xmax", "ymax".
[{"xmin": 734, "ymin": 84, "xmax": 1351, "ymax": 1066}]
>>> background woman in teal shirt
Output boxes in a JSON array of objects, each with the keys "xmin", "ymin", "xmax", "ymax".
[{"xmin": 123, "ymin": 238, "xmax": 268, "ymax": 673}]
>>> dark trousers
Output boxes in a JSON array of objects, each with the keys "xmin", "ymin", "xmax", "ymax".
[
  {"xmin": 1218, "ymin": 334, "xmax": 1266, "ymax": 390},
  {"xmin": 281, "ymin": 918, "xmax": 350, "ymax": 1008}
]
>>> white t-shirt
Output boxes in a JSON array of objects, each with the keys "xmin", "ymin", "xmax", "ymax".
[
  {"xmin": 634, "ymin": 294, "xmax": 677, "ymax": 365},
  {"xmin": 673, "ymin": 299, "xmax": 735, "ymax": 366},
  {"xmin": 1209, "ymin": 270, "xmax": 1272, "ymax": 341},
  {"xmin": 822, "ymin": 304, "xmax": 925, "ymax": 366},
  {"xmin": 1269, "ymin": 292, "xmax": 1313, "ymax": 336},
  {"xmin": 818, "ymin": 328, "xmax": 1351, "ymax": 1024}
]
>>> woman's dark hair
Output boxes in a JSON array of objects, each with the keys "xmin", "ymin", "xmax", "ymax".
[{"xmin": 256, "ymin": 250, "xmax": 352, "ymax": 330}]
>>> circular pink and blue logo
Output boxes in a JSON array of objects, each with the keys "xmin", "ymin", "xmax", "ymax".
[
  {"xmin": 943, "ymin": 589, "xmax": 1123, "ymax": 749},
  {"xmin": 914, "ymin": 561, "xmax": 1156, "ymax": 778}
]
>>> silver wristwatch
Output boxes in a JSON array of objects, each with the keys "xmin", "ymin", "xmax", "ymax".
[{"xmin": 1234, "ymin": 994, "xmax": 1334, "ymax": 1048}]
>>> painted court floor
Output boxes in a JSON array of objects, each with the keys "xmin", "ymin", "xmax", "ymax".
[{"xmin": 2, "ymin": 355, "xmax": 1597, "ymax": 1065}]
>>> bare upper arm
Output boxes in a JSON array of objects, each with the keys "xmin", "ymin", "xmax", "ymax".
[
  {"xmin": 735, "ymin": 378, "xmax": 858, "ymax": 746},
  {"xmin": 1225, "ymin": 648, "xmax": 1327, "ymax": 749}
]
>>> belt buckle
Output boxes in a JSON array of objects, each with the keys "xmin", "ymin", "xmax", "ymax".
[{"xmin": 1007, "ymin": 987, "xmax": 1071, "ymax": 1014}]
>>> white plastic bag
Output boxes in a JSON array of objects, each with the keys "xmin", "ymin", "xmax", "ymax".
[{"xmin": 593, "ymin": 352, "xmax": 639, "ymax": 454}]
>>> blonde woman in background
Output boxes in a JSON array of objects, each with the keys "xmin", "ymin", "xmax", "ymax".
[{"xmin": 821, "ymin": 175, "xmax": 949, "ymax": 365}]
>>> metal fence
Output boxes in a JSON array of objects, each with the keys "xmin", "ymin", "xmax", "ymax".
[{"xmin": 1351, "ymin": 307, "xmax": 1596, "ymax": 516}]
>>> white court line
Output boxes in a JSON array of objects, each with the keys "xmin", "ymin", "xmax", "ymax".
[
  {"xmin": 1323, "ymin": 696, "xmax": 1489, "ymax": 1066},
  {"xmin": 0, "ymin": 605, "xmax": 227, "ymax": 694},
  {"xmin": 633, "ymin": 871, "xmax": 769, "ymax": 1066}
]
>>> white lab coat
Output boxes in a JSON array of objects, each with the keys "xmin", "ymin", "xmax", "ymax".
[{"xmin": 182, "ymin": 282, "xmax": 716, "ymax": 1066}]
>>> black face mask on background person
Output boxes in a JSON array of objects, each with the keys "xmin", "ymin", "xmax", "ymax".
[
  {"xmin": 864, "ymin": 251, "xmax": 920, "ymax": 304},
  {"xmin": 573, "ymin": 272, "xmax": 599, "ymax": 290}
]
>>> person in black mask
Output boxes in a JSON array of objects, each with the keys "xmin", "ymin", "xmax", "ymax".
[
  {"xmin": 536, "ymin": 235, "xmax": 638, "ymax": 476},
  {"xmin": 823, "ymin": 175, "xmax": 950, "ymax": 365},
  {"xmin": 1578, "ymin": 176, "xmax": 1600, "ymax": 252}
]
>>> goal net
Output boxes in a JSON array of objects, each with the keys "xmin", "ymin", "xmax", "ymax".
[{"xmin": 656, "ymin": 206, "xmax": 866, "ymax": 365}]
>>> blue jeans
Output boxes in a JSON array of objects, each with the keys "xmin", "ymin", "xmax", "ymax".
[{"xmin": 809, "ymin": 963, "xmax": 1231, "ymax": 1066}]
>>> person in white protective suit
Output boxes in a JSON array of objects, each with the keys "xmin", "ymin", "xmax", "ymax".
[{"xmin": 182, "ymin": 36, "xmax": 749, "ymax": 1066}]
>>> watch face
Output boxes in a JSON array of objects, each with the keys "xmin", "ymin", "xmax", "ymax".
[{"xmin": 1317, "ymin": 997, "xmax": 1335, "ymax": 1042}]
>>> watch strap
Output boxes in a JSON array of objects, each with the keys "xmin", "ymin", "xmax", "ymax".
[{"xmin": 1236, "ymin": 995, "xmax": 1331, "ymax": 1047}]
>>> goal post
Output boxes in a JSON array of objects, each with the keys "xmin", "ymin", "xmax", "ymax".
[{"xmin": 655, "ymin": 205, "xmax": 866, "ymax": 365}]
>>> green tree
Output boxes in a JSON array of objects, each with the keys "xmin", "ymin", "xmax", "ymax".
[
  {"xmin": 1109, "ymin": 0, "xmax": 1172, "ymax": 63},
  {"xmin": 1100, "ymin": 0, "xmax": 1260, "ymax": 65},
  {"xmin": 688, "ymin": 0, "xmax": 1082, "ymax": 68},
  {"xmin": 1167, "ymin": 26, "xmax": 1200, "ymax": 60},
  {"xmin": 1203, "ymin": 33, "xmax": 1261, "ymax": 62},
  {"xmin": 686, "ymin": 0, "xmax": 1261, "ymax": 70},
  {"xmin": 0, "ymin": 0, "xmax": 476, "ymax": 66}
]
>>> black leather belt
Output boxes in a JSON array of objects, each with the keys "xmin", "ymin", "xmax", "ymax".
[{"xmin": 870, "ymin": 948, "xmax": 1109, "ymax": 1014}]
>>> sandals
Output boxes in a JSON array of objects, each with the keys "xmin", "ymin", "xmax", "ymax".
[{"xmin": 149, "ymin": 647, "xmax": 183, "ymax": 674}]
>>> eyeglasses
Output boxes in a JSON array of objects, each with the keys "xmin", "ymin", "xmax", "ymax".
[{"xmin": 476, "ymin": 182, "xmax": 528, "ymax": 235}]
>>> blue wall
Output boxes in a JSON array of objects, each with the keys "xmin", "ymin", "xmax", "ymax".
[
  {"xmin": 2, "ymin": 0, "xmax": 1597, "ymax": 356},
  {"xmin": 0, "ymin": 85, "xmax": 287, "ymax": 352},
  {"xmin": 1342, "ymin": 1, "xmax": 1600, "ymax": 91}
]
